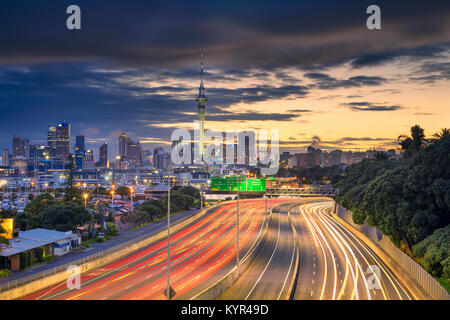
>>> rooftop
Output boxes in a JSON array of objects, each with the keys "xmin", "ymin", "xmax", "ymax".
[{"xmin": 0, "ymin": 228, "xmax": 75, "ymax": 257}]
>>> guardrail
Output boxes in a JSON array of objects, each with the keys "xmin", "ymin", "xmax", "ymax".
[
  {"xmin": 265, "ymin": 188, "xmax": 337, "ymax": 197},
  {"xmin": 1, "ymin": 235, "xmax": 149, "ymax": 293}
]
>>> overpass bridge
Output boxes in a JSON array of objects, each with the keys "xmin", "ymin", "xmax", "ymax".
[
  {"xmin": 205, "ymin": 187, "xmax": 338, "ymax": 199},
  {"xmin": 265, "ymin": 187, "xmax": 338, "ymax": 197}
]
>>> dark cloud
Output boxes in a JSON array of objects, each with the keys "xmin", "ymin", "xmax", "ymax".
[
  {"xmin": 286, "ymin": 109, "xmax": 312, "ymax": 113},
  {"xmin": 341, "ymin": 102, "xmax": 402, "ymax": 111},
  {"xmin": 410, "ymin": 61, "xmax": 450, "ymax": 82},
  {"xmin": 305, "ymin": 73, "xmax": 387, "ymax": 89},
  {"xmin": 206, "ymin": 112, "xmax": 300, "ymax": 122},
  {"xmin": 349, "ymin": 44, "xmax": 449, "ymax": 68},
  {"xmin": 0, "ymin": 1, "xmax": 449, "ymax": 69},
  {"xmin": 340, "ymin": 137, "xmax": 392, "ymax": 141},
  {"xmin": 0, "ymin": 0, "xmax": 448, "ymax": 154}
]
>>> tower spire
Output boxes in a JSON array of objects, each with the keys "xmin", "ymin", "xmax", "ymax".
[{"xmin": 196, "ymin": 52, "xmax": 207, "ymax": 163}]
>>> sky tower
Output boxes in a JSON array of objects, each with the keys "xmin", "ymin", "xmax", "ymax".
[{"xmin": 196, "ymin": 53, "xmax": 208, "ymax": 162}]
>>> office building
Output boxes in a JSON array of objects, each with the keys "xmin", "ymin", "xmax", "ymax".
[
  {"xmin": 48, "ymin": 121, "xmax": 70, "ymax": 160},
  {"xmin": 75, "ymin": 135, "xmax": 85, "ymax": 169},
  {"xmin": 98, "ymin": 142, "xmax": 108, "ymax": 167},
  {"xmin": 12, "ymin": 135, "xmax": 30, "ymax": 160},
  {"xmin": 2, "ymin": 149, "xmax": 10, "ymax": 167}
]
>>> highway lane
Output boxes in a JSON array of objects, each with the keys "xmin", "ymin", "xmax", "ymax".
[
  {"xmin": 21, "ymin": 199, "xmax": 290, "ymax": 300},
  {"xmin": 219, "ymin": 200, "xmax": 299, "ymax": 300},
  {"xmin": 292, "ymin": 199, "xmax": 413, "ymax": 300}
]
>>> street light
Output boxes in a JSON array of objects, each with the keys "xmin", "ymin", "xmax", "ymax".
[
  {"xmin": 166, "ymin": 170, "xmax": 173, "ymax": 299},
  {"xmin": 83, "ymin": 193, "xmax": 88, "ymax": 208},
  {"xmin": 129, "ymin": 186, "xmax": 134, "ymax": 207},
  {"xmin": 110, "ymin": 190, "xmax": 115, "ymax": 206},
  {"xmin": 236, "ymin": 174, "xmax": 240, "ymax": 275}
]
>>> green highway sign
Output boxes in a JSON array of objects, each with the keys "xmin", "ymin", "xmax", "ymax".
[{"xmin": 210, "ymin": 176, "xmax": 266, "ymax": 191}]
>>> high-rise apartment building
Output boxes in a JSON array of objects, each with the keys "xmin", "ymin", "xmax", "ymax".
[
  {"xmin": 75, "ymin": 135, "xmax": 85, "ymax": 169},
  {"xmin": 48, "ymin": 121, "xmax": 70, "ymax": 160},
  {"xmin": 2, "ymin": 149, "xmax": 10, "ymax": 166},
  {"xmin": 12, "ymin": 135, "xmax": 30, "ymax": 160},
  {"xmin": 99, "ymin": 142, "xmax": 108, "ymax": 167}
]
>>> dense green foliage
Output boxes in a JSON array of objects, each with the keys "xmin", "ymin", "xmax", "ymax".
[
  {"xmin": 60, "ymin": 187, "xmax": 83, "ymax": 205},
  {"xmin": 15, "ymin": 193, "xmax": 57, "ymax": 229},
  {"xmin": 277, "ymin": 164, "xmax": 345, "ymax": 184},
  {"xmin": 0, "ymin": 269, "xmax": 12, "ymax": 279},
  {"xmin": 121, "ymin": 188, "xmax": 197, "ymax": 227},
  {"xmin": 336, "ymin": 126, "xmax": 450, "ymax": 279},
  {"xmin": 41, "ymin": 203, "xmax": 91, "ymax": 232},
  {"xmin": 0, "ymin": 224, "xmax": 9, "ymax": 245},
  {"xmin": 413, "ymin": 226, "xmax": 450, "ymax": 278},
  {"xmin": 116, "ymin": 186, "xmax": 130, "ymax": 199}
]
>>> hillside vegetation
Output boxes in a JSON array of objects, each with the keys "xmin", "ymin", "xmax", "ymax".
[{"xmin": 335, "ymin": 126, "xmax": 450, "ymax": 285}]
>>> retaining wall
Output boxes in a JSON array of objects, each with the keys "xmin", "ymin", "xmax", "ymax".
[{"xmin": 334, "ymin": 203, "xmax": 449, "ymax": 300}]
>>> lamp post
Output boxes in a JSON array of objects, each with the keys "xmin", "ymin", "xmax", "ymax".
[
  {"xmin": 110, "ymin": 190, "xmax": 115, "ymax": 206},
  {"xmin": 129, "ymin": 186, "xmax": 134, "ymax": 207},
  {"xmin": 83, "ymin": 193, "xmax": 88, "ymax": 208},
  {"xmin": 236, "ymin": 174, "xmax": 240, "ymax": 274},
  {"xmin": 166, "ymin": 170, "xmax": 173, "ymax": 299},
  {"xmin": 200, "ymin": 186, "xmax": 204, "ymax": 211}
]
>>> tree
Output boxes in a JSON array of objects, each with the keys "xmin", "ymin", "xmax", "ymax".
[
  {"xmin": 0, "ymin": 224, "xmax": 9, "ymax": 245},
  {"xmin": 374, "ymin": 151, "xmax": 389, "ymax": 161},
  {"xmin": 432, "ymin": 128, "xmax": 450, "ymax": 141},
  {"xmin": 61, "ymin": 187, "xmax": 83, "ymax": 205},
  {"xmin": 24, "ymin": 193, "xmax": 56, "ymax": 216},
  {"xmin": 177, "ymin": 186, "xmax": 200, "ymax": 200},
  {"xmin": 105, "ymin": 222, "xmax": 118, "ymax": 236},
  {"xmin": 116, "ymin": 186, "xmax": 130, "ymax": 199},
  {"xmin": 398, "ymin": 124, "xmax": 426, "ymax": 158},
  {"xmin": 336, "ymin": 128, "xmax": 450, "ymax": 272},
  {"xmin": 163, "ymin": 192, "xmax": 195, "ymax": 212},
  {"xmin": 413, "ymin": 225, "xmax": 450, "ymax": 278},
  {"xmin": 41, "ymin": 204, "xmax": 90, "ymax": 231},
  {"xmin": 106, "ymin": 212, "xmax": 115, "ymax": 223}
]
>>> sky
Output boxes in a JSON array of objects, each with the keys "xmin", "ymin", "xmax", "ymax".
[{"xmin": 0, "ymin": 0, "xmax": 449, "ymax": 159}]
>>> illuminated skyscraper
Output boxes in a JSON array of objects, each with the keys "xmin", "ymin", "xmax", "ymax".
[
  {"xmin": 47, "ymin": 121, "xmax": 70, "ymax": 160},
  {"xmin": 195, "ymin": 53, "xmax": 207, "ymax": 162},
  {"xmin": 75, "ymin": 135, "xmax": 85, "ymax": 169},
  {"xmin": 99, "ymin": 142, "xmax": 108, "ymax": 167},
  {"xmin": 119, "ymin": 131, "xmax": 132, "ymax": 158},
  {"xmin": 12, "ymin": 135, "xmax": 30, "ymax": 160}
]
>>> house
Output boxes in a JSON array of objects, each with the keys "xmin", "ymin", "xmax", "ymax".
[{"xmin": 0, "ymin": 228, "xmax": 81, "ymax": 271}]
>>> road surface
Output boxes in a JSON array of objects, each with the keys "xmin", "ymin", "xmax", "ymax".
[
  {"xmin": 219, "ymin": 200, "xmax": 299, "ymax": 300},
  {"xmin": 221, "ymin": 199, "xmax": 414, "ymax": 300},
  {"xmin": 292, "ymin": 199, "xmax": 413, "ymax": 300},
  {"xmin": 21, "ymin": 199, "xmax": 290, "ymax": 300}
]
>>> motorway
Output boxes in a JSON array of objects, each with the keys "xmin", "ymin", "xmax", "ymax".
[
  {"xmin": 221, "ymin": 199, "xmax": 414, "ymax": 300},
  {"xmin": 21, "ymin": 199, "xmax": 290, "ymax": 300},
  {"xmin": 219, "ymin": 201, "xmax": 298, "ymax": 300},
  {"xmin": 19, "ymin": 198, "xmax": 414, "ymax": 300},
  {"xmin": 293, "ymin": 200, "xmax": 413, "ymax": 300}
]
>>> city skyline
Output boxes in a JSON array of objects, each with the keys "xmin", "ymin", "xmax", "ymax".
[{"xmin": 0, "ymin": 1, "xmax": 449, "ymax": 157}]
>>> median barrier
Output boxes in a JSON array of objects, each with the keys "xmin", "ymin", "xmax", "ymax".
[{"xmin": 191, "ymin": 200, "xmax": 302, "ymax": 300}]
